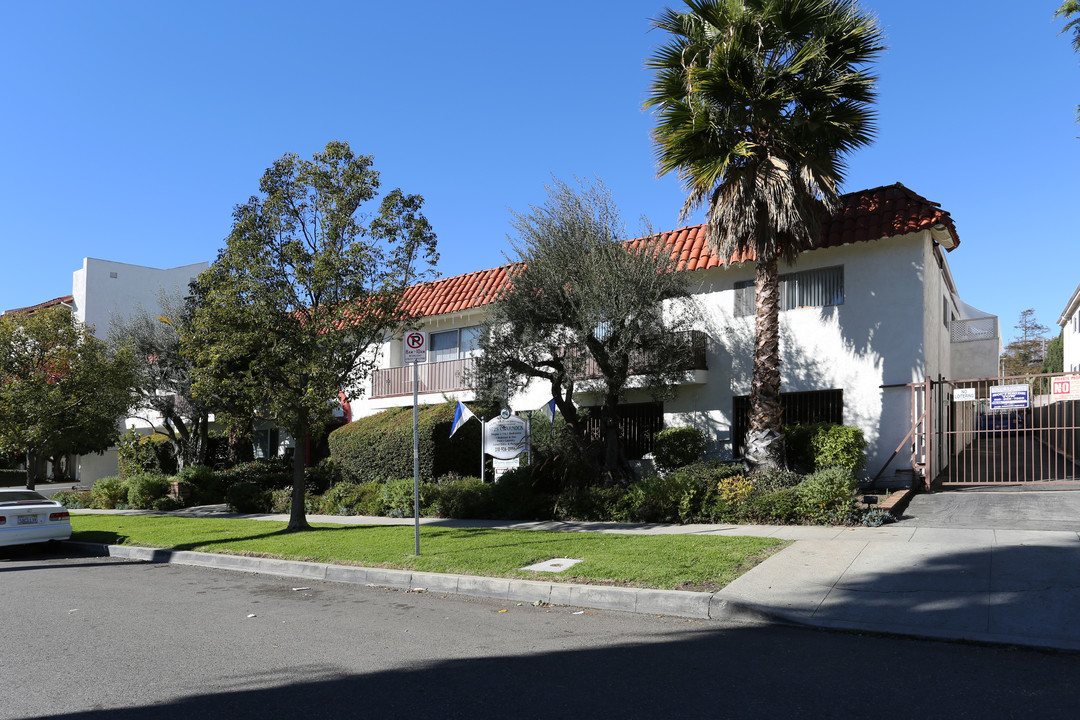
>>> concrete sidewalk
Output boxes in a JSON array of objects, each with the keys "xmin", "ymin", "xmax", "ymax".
[{"xmin": 71, "ymin": 490, "xmax": 1080, "ymax": 652}]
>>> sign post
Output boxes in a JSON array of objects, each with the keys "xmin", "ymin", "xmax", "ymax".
[{"xmin": 403, "ymin": 331, "xmax": 427, "ymax": 555}]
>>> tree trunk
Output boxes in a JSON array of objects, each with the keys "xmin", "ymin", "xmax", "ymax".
[
  {"xmin": 745, "ymin": 256, "xmax": 785, "ymax": 470},
  {"xmin": 600, "ymin": 391, "xmax": 633, "ymax": 485},
  {"xmin": 287, "ymin": 428, "xmax": 311, "ymax": 531},
  {"xmin": 24, "ymin": 448, "xmax": 37, "ymax": 491}
]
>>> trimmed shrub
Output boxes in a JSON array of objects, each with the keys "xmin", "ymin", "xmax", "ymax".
[
  {"xmin": 152, "ymin": 496, "xmax": 182, "ymax": 512},
  {"xmin": 749, "ymin": 467, "xmax": 803, "ymax": 494},
  {"xmin": 329, "ymin": 402, "xmax": 494, "ymax": 485},
  {"xmin": 0, "ymin": 469, "xmax": 27, "ymax": 487},
  {"xmin": 551, "ymin": 485, "xmax": 623, "ymax": 521},
  {"xmin": 305, "ymin": 459, "xmax": 342, "ymax": 494},
  {"xmin": 317, "ymin": 481, "xmax": 383, "ymax": 516},
  {"xmin": 652, "ymin": 427, "xmax": 708, "ymax": 472},
  {"xmin": 117, "ymin": 430, "xmax": 176, "ymax": 478},
  {"xmin": 126, "ymin": 473, "xmax": 171, "ymax": 510},
  {"xmin": 429, "ymin": 477, "xmax": 495, "ymax": 519},
  {"xmin": 177, "ymin": 465, "xmax": 223, "ymax": 505},
  {"xmin": 90, "ymin": 476, "xmax": 128, "ymax": 509},
  {"xmin": 785, "ymin": 423, "xmax": 867, "ymax": 474},
  {"xmin": 796, "ymin": 467, "xmax": 858, "ymax": 524},
  {"xmin": 219, "ymin": 459, "xmax": 291, "ymax": 491},
  {"xmin": 226, "ymin": 482, "xmax": 272, "ymax": 513},
  {"xmin": 51, "ymin": 489, "xmax": 93, "ymax": 509},
  {"xmin": 743, "ymin": 488, "xmax": 800, "ymax": 524}
]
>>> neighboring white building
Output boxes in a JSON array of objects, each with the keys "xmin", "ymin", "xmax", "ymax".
[
  {"xmin": 346, "ymin": 183, "xmax": 1000, "ymax": 481},
  {"xmin": 1058, "ymin": 283, "xmax": 1080, "ymax": 373},
  {"xmin": 4, "ymin": 258, "xmax": 209, "ymax": 483}
]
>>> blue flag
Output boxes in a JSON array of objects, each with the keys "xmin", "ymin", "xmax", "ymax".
[{"xmin": 449, "ymin": 401, "xmax": 476, "ymax": 438}]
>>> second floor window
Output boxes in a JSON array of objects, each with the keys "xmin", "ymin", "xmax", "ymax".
[
  {"xmin": 429, "ymin": 326, "xmax": 482, "ymax": 363},
  {"xmin": 734, "ymin": 265, "xmax": 844, "ymax": 317}
]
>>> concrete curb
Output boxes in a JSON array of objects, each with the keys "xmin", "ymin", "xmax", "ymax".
[{"xmin": 65, "ymin": 541, "xmax": 792, "ymax": 625}]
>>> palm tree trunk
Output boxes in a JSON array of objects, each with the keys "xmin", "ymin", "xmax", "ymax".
[{"xmin": 745, "ymin": 255, "xmax": 785, "ymax": 469}]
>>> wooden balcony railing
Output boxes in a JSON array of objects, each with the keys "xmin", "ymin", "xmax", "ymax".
[
  {"xmin": 370, "ymin": 357, "xmax": 476, "ymax": 398},
  {"xmin": 369, "ymin": 331, "xmax": 708, "ymax": 399}
]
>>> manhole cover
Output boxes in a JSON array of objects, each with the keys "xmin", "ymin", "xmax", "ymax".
[{"xmin": 521, "ymin": 558, "xmax": 583, "ymax": 573}]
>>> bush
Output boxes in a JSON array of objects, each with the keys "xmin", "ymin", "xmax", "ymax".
[
  {"xmin": 270, "ymin": 487, "xmax": 322, "ymax": 515},
  {"xmin": 489, "ymin": 469, "xmax": 552, "ymax": 520},
  {"xmin": 220, "ymin": 459, "xmax": 292, "ymax": 491},
  {"xmin": 378, "ymin": 478, "xmax": 430, "ymax": 518},
  {"xmin": 652, "ymin": 427, "xmax": 708, "ymax": 473},
  {"xmin": 742, "ymin": 488, "xmax": 800, "ymax": 524},
  {"xmin": 226, "ymin": 482, "xmax": 272, "ymax": 513},
  {"xmin": 90, "ymin": 476, "xmax": 128, "ymax": 509},
  {"xmin": 126, "ymin": 473, "xmax": 171, "ymax": 510},
  {"xmin": 858, "ymin": 507, "xmax": 896, "ymax": 527},
  {"xmin": 796, "ymin": 467, "xmax": 858, "ymax": 524},
  {"xmin": 429, "ymin": 477, "xmax": 495, "ymax": 519},
  {"xmin": 177, "ymin": 465, "xmax": 223, "ymax": 505},
  {"xmin": 305, "ymin": 459, "xmax": 342, "ymax": 494},
  {"xmin": 51, "ymin": 489, "xmax": 93, "ymax": 509},
  {"xmin": 749, "ymin": 467, "xmax": 803, "ymax": 494},
  {"xmin": 117, "ymin": 429, "xmax": 176, "ymax": 478},
  {"xmin": 551, "ymin": 485, "xmax": 623, "ymax": 521},
  {"xmin": 329, "ymin": 402, "xmax": 494, "ymax": 485},
  {"xmin": 152, "ymin": 496, "xmax": 182, "ymax": 512},
  {"xmin": 317, "ymin": 481, "xmax": 383, "ymax": 516},
  {"xmin": 0, "ymin": 469, "xmax": 27, "ymax": 487},
  {"xmin": 785, "ymin": 423, "xmax": 866, "ymax": 474}
]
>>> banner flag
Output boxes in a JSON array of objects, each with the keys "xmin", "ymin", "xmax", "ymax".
[{"xmin": 449, "ymin": 401, "xmax": 476, "ymax": 438}]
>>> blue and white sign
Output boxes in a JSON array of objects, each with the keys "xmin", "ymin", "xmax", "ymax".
[{"xmin": 990, "ymin": 384, "xmax": 1030, "ymax": 410}]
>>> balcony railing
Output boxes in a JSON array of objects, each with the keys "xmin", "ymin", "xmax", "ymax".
[
  {"xmin": 369, "ymin": 330, "xmax": 709, "ymax": 399},
  {"xmin": 371, "ymin": 357, "xmax": 476, "ymax": 398}
]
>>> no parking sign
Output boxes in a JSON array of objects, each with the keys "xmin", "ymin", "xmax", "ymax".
[{"xmin": 403, "ymin": 331, "xmax": 427, "ymax": 363}]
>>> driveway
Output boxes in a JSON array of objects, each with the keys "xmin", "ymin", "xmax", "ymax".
[{"xmin": 899, "ymin": 486, "xmax": 1080, "ymax": 531}]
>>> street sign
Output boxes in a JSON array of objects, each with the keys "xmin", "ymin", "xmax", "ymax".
[
  {"xmin": 989, "ymin": 384, "xmax": 1030, "ymax": 410},
  {"xmin": 1051, "ymin": 375, "xmax": 1080, "ymax": 402},
  {"xmin": 953, "ymin": 388, "xmax": 976, "ymax": 402},
  {"xmin": 403, "ymin": 331, "xmax": 427, "ymax": 363}
]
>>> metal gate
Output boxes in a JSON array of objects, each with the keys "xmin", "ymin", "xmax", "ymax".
[{"xmin": 895, "ymin": 373, "xmax": 1080, "ymax": 489}]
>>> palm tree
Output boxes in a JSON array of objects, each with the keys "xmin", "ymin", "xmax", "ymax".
[
  {"xmin": 646, "ymin": 0, "xmax": 884, "ymax": 468},
  {"xmin": 1057, "ymin": 1, "xmax": 1080, "ymax": 120}
]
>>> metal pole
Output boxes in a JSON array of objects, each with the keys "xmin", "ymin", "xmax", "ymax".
[
  {"xmin": 413, "ymin": 359, "xmax": 420, "ymax": 555},
  {"xmin": 525, "ymin": 410, "xmax": 533, "ymax": 467},
  {"xmin": 480, "ymin": 416, "xmax": 486, "ymax": 483}
]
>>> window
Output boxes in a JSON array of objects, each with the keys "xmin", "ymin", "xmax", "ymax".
[
  {"xmin": 428, "ymin": 326, "xmax": 482, "ymax": 363},
  {"xmin": 734, "ymin": 266, "xmax": 844, "ymax": 317},
  {"xmin": 731, "ymin": 389, "xmax": 843, "ymax": 458}
]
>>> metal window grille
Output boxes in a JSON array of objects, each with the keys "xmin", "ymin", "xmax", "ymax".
[
  {"xmin": 581, "ymin": 401, "xmax": 663, "ymax": 460},
  {"xmin": 950, "ymin": 317, "xmax": 998, "ymax": 343},
  {"xmin": 731, "ymin": 389, "xmax": 844, "ymax": 458}
]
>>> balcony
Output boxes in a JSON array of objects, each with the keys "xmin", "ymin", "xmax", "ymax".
[
  {"xmin": 368, "ymin": 330, "xmax": 709, "ymax": 399},
  {"xmin": 370, "ymin": 357, "xmax": 476, "ymax": 399}
]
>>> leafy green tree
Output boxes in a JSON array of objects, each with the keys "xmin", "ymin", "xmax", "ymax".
[
  {"xmin": 645, "ymin": 0, "xmax": 883, "ymax": 468},
  {"xmin": 473, "ymin": 178, "xmax": 698, "ymax": 484},
  {"xmin": 0, "ymin": 305, "xmax": 138, "ymax": 488},
  {"xmin": 1001, "ymin": 308, "xmax": 1050, "ymax": 377},
  {"xmin": 1043, "ymin": 331, "xmax": 1064, "ymax": 375},
  {"xmin": 187, "ymin": 141, "xmax": 437, "ymax": 530},
  {"xmin": 110, "ymin": 292, "xmax": 211, "ymax": 471}
]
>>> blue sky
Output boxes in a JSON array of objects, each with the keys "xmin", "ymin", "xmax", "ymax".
[{"xmin": 2, "ymin": 1, "xmax": 1077, "ymax": 344}]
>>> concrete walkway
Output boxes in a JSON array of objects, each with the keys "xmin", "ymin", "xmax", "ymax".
[{"xmin": 71, "ymin": 488, "xmax": 1080, "ymax": 652}]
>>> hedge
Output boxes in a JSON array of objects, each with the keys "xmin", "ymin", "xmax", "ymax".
[
  {"xmin": 0, "ymin": 469, "xmax": 27, "ymax": 487},
  {"xmin": 328, "ymin": 401, "xmax": 491, "ymax": 483}
]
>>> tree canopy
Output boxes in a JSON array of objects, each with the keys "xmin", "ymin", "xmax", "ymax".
[
  {"xmin": 1001, "ymin": 308, "xmax": 1051, "ymax": 377},
  {"xmin": 0, "ymin": 305, "xmax": 138, "ymax": 487},
  {"xmin": 1057, "ymin": 1, "xmax": 1080, "ymax": 120},
  {"xmin": 645, "ymin": 0, "xmax": 883, "ymax": 468},
  {"xmin": 110, "ymin": 292, "xmax": 211, "ymax": 471},
  {"xmin": 187, "ymin": 140, "xmax": 437, "ymax": 530},
  {"xmin": 473, "ymin": 178, "xmax": 698, "ymax": 484}
]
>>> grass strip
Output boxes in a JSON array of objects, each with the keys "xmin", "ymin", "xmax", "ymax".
[{"xmin": 71, "ymin": 515, "xmax": 789, "ymax": 592}]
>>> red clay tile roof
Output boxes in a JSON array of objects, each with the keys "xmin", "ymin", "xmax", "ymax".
[
  {"xmin": 403, "ymin": 182, "xmax": 959, "ymax": 318},
  {"xmin": 2, "ymin": 295, "xmax": 74, "ymax": 317}
]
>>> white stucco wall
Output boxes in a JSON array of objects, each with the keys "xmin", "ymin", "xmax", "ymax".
[
  {"xmin": 69, "ymin": 257, "xmax": 210, "ymax": 482},
  {"xmin": 72, "ymin": 258, "xmax": 209, "ymax": 338}
]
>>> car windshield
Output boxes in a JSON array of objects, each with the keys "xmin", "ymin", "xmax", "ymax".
[{"xmin": 0, "ymin": 490, "xmax": 50, "ymax": 505}]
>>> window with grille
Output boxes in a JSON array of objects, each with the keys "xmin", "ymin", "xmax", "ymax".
[
  {"xmin": 734, "ymin": 266, "xmax": 844, "ymax": 317},
  {"xmin": 731, "ymin": 389, "xmax": 843, "ymax": 458}
]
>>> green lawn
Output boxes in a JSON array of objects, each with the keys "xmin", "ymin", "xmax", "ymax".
[{"xmin": 71, "ymin": 515, "xmax": 789, "ymax": 592}]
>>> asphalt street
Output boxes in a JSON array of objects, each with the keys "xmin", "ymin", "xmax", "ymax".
[{"xmin": 3, "ymin": 543, "xmax": 1080, "ymax": 720}]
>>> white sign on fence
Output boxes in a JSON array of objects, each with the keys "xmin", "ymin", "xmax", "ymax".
[
  {"xmin": 953, "ymin": 388, "xmax": 976, "ymax": 402},
  {"xmin": 1051, "ymin": 375, "xmax": 1080, "ymax": 402}
]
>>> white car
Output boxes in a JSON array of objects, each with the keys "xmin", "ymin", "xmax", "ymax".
[{"xmin": 0, "ymin": 489, "xmax": 72, "ymax": 547}]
